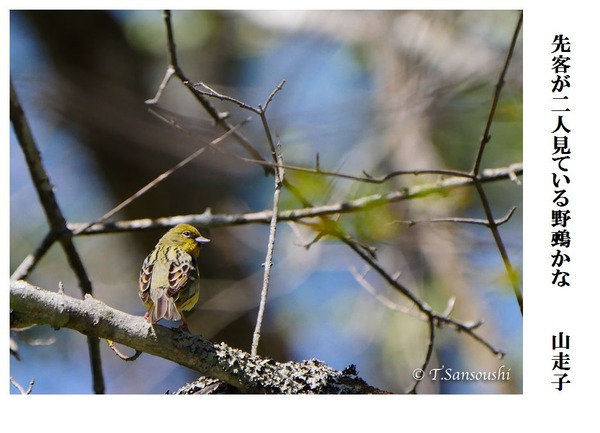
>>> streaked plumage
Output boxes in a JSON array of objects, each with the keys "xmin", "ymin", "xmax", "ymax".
[{"xmin": 139, "ymin": 224, "xmax": 210, "ymax": 329}]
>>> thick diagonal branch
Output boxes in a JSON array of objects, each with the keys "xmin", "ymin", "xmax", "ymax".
[{"xmin": 10, "ymin": 280, "xmax": 387, "ymax": 394}]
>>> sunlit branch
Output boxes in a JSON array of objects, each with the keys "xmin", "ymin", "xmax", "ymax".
[
  {"xmin": 10, "ymin": 376, "xmax": 35, "ymax": 395},
  {"xmin": 251, "ymin": 103, "xmax": 286, "ymax": 357},
  {"xmin": 10, "ymin": 280, "xmax": 387, "ymax": 394},
  {"xmin": 67, "ymin": 162, "xmax": 522, "ymax": 236}
]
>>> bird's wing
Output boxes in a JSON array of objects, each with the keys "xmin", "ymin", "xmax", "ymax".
[
  {"xmin": 138, "ymin": 256, "xmax": 154, "ymax": 306},
  {"xmin": 167, "ymin": 255, "xmax": 198, "ymax": 299}
]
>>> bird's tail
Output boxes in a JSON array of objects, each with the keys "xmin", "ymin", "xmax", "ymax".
[{"xmin": 151, "ymin": 288, "xmax": 182, "ymax": 322}]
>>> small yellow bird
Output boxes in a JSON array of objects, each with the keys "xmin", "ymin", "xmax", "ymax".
[{"xmin": 139, "ymin": 224, "xmax": 210, "ymax": 330}]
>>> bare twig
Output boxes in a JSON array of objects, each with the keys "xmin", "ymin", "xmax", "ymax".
[
  {"xmin": 340, "ymin": 232, "xmax": 504, "ymax": 359},
  {"xmin": 188, "ymin": 82, "xmax": 258, "ymax": 113},
  {"xmin": 10, "ymin": 376, "xmax": 35, "ymax": 395},
  {"xmin": 235, "ymin": 156, "xmax": 474, "ymax": 184},
  {"xmin": 470, "ymin": 11, "xmax": 524, "ymax": 314},
  {"xmin": 397, "ymin": 206, "xmax": 517, "ymax": 228},
  {"xmin": 10, "ymin": 230, "xmax": 57, "ymax": 281},
  {"xmin": 107, "ymin": 340, "xmax": 142, "ymax": 362},
  {"xmin": 474, "ymin": 182, "xmax": 523, "ymax": 313},
  {"xmin": 10, "ymin": 78, "xmax": 105, "ymax": 395},
  {"xmin": 262, "ymin": 80, "xmax": 286, "ymax": 111},
  {"xmin": 72, "ymin": 118, "xmax": 249, "ymax": 236},
  {"xmin": 409, "ymin": 316, "xmax": 435, "ymax": 394},
  {"xmin": 188, "ymin": 72, "xmax": 289, "ymax": 356},
  {"xmin": 472, "ymin": 11, "xmax": 523, "ymax": 175},
  {"xmin": 342, "ymin": 234, "xmax": 432, "ymax": 313},
  {"xmin": 66, "ymin": 162, "xmax": 522, "ymax": 236},
  {"xmin": 148, "ymin": 10, "xmax": 266, "ymax": 166},
  {"xmin": 187, "ymin": 80, "xmax": 285, "ymax": 116},
  {"xmin": 350, "ymin": 266, "xmax": 423, "ymax": 319},
  {"xmin": 252, "ymin": 139, "xmax": 285, "ymax": 356},
  {"xmin": 145, "ymin": 65, "xmax": 176, "ymax": 105},
  {"xmin": 197, "ymin": 80, "xmax": 291, "ymax": 356}
]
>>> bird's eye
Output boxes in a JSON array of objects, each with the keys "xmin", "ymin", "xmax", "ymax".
[{"xmin": 183, "ymin": 231, "xmax": 191, "ymax": 237}]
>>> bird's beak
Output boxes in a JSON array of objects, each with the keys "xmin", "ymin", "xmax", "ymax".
[{"xmin": 195, "ymin": 234, "xmax": 211, "ymax": 244}]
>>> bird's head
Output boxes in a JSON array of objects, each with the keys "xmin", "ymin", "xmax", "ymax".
[{"xmin": 160, "ymin": 224, "xmax": 210, "ymax": 257}]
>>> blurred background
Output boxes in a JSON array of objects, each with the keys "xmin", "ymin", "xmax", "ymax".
[{"xmin": 10, "ymin": 10, "xmax": 522, "ymax": 394}]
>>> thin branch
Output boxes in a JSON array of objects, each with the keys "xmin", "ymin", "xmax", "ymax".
[
  {"xmin": 237, "ymin": 156, "xmax": 474, "ymax": 184},
  {"xmin": 186, "ymin": 74, "xmax": 289, "ymax": 357},
  {"xmin": 251, "ymin": 140, "xmax": 284, "ymax": 356},
  {"xmin": 409, "ymin": 316, "xmax": 435, "ymax": 394},
  {"xmin": 10, "ymin": 230, "xmax": 57, "ymax": 281},
  {"xmin": 249, "ymin": 84, "xmax": 286, "ymax": 356},
  {"xmin": 148, "ymin": 10, "xmax": 266, "ymax": 166},
  {"xmin": 164, "ymin": 10, "xmax": 181, "ymax": 72},
  {"xmin": 145, "ymin": 65, "xmax": 176, "ymax": 105},
  {"xmin": 206, "ymin": 143, "xmax": 477, "ymax": 185},
  {"xmin": 188, "ymin": 81, "xmax": 260, "ymax": 114},
  {"xmin": 10, "ymin": 376, "xmax": 35, "ymax": 395},
  {"xmin": 143, "ymin": 10, "xmax": 181, "ymax": 107},
  {"xmin": 397, "ymin": 206, "xmax": 517, "ymax": 228},
  {"xmin": 262, "ymin": 80, "xmax": 286, "ymax": 111},
  {"xmin": 147, "ymin": 106, "xmax": 194, "ymax": 133},
  {"xmin": 10, "ymin": 280, "xmax": 388, "ymax": 394},
  {"xmin": 180, "ymin": 65, "xmax": 290, "ymax": 357},
  {"xmin": 469, "ymin": 11, "xmax": 523, "ymax": 314},
  {"xmin": 341, "ymin": 234, "xmax": 432, "ymax": 316},
  {"xmin": 107, "ymin": 340, "xmax": 142, "ymax": 362},
  {"xmin": 474, "ymin": 182, "xmax": 523, "ymax": 313},
  {"xmin": 72, "ymin": 118, "xmax": 249, "ymax": 236},
  {"xmin": 340, "ymin": 232, "xmax": 504, "ymax": 359},
  {"xmin": 350, "ymin": 266, "xmax": 423, "ymax": 319},
  {"xmin": 10, "ymin": 78, "xmax": 105, "ymax": 395},
  {"xmin": 472, "ymin": 11, "xmax": 522, "ymax": 175},
  {"xmin": 66, "ymin": 162, "xmax": 522, "ymax": 236},
  {"xmin": 195, "ymin": 123, "xmax": 472, "ymax": 184},
  {"xmin": 187, "ymin": 80, "xmax": 286, "ymax": 116}
]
